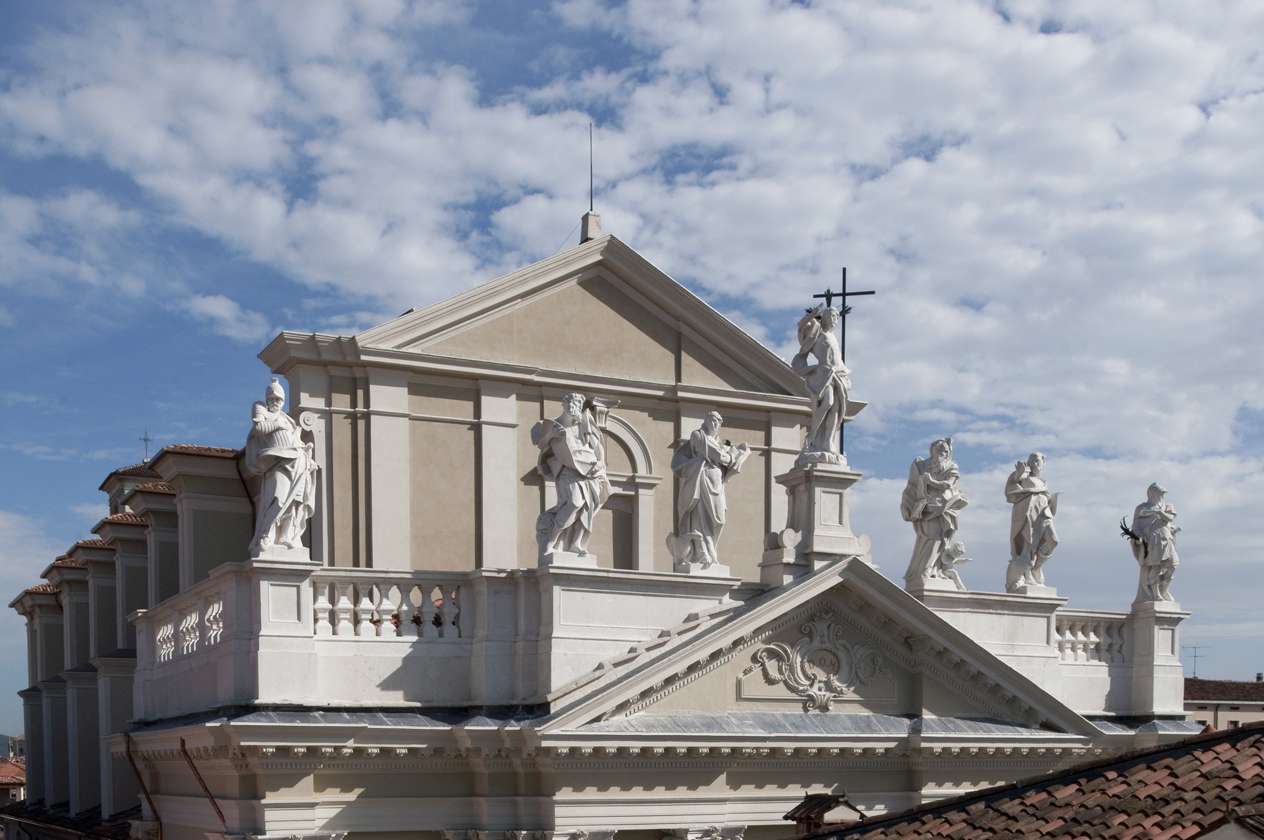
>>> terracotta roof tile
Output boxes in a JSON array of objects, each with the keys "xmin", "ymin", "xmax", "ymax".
[
  {"xmin": 812, "ymin": 725, "xmax": 1264, "ymax": 840},
  {"xmin": 133, "ymin": 481, "xmax": 174, "ymax": 494},
  {"xmin": 1187, "ymin": 679, "xmax": 1264, "ymax": 702},
  {"xmin": 159, "ymin": 444, "xmax": 240, "ymax": 458},
  {"xmin": 111, "ymin": 463, "xmax": 162, "ymax": 479},
  {"xmin": 74, "ymin": 538, "xmax": 110, "ymax": 549},
  {"xmin": 103, "ymin": 512, "xmax": 147, "ymax": 526},
  {"xmin": 24, "ymin": 583, "xmax": 57, "ymax": 594}
]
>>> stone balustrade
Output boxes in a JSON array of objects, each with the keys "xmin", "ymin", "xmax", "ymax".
[
  {"xmin": 1054, "ymin": 610, "xmax": 1128, "ymax": 664},
  {"xmin": 311, "ymin": 569, "xmax": 463, "ymax": 639},
  {"xmin": 135, "ymin": 570, "xmax": 230, "ymax": 667}
]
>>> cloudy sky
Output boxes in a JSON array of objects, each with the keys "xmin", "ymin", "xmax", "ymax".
[{"xmin": 1, "ymin": 0, "xmax": 1262, "ymax": 733}]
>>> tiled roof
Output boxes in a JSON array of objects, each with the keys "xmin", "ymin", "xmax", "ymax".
[
  {"xmin": 24, "ymin": 583, "xmax": 57, "ymax": 594},
  {"xmin": 0, "ymin": 758, "xmax": 23, "ymax": 783},
  {"xmin": 160, "ymin": 443, "xmax": 241, "ymax": 458},
  {"xmin": 1186, "ymin": 678, "xmax": 1264, "ymax": 702},
  {"xmin": 814, "ymin": 723, "xmax": 1264, "ymax": 840},
  {"xmin": 74, "ymin": 538, "xmax": 110, "ymax": 549},
  {"xmin": 102, "ymin": 512, "xmax": 147, "ymax": 526},
  {"xmin": 133, "ymin": 481, "xmax": 175, "ymax": 494},
  {"xmin": 50, "ymin": 558, "xmax": 81, "ymax": 568},
  {"xmin": 112, "ymin": 463, "xmax": 161, "ymax": 479}
]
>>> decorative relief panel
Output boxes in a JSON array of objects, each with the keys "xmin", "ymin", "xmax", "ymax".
[{"xmin": 740, "ymin": 613, "xmax": 890, "ymax": 711}]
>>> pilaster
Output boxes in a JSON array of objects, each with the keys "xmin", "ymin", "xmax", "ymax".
[
  {"xmin": 479, "ymin": 380, "xmax": 520, "ymax": 569},
  {"xmin": 18, "ymin": 687, "xmax": 43, "ymax": 803},
  {"xmin": 94, "ymin": 653, "xmax": 139, "ymax": 817},
  {"xmin": 367, "ymin": 368, "xmax": 412, "ymax": 568},
  {"xmin": 63, "ymin": 664, "xmax": 101, "ymax": 814},
  {"xmin": 41, "ymin": 676, "xmax": 69, "ymax": 805}
]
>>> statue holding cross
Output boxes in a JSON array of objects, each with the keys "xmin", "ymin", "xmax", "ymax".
[{"xmin": 791, "ymin": 270, "xmax": 874, "ymax": 466}]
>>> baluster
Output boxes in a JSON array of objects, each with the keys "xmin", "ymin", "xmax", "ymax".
[
  {"xmin": 396, "ymin": 583, "xmax": 416, "ymax": 638},
  {"xmin": 334, "ymin": 584, "xmax": 355, "ymax": 636},
  {"xmin": 1055, "ymin": 620, "xmax": 1069, "ymax": 661},
  {"xmin": 420, "ymin": 583, "xmax": 439, "ymax": 638},
  {"xmin": 439, "ymin": 584, "xmax": 460, "ymax": 639},
  {"xmin": 356, "ymin": 584, "xmax": 376, "ymax": 637},
  {"xmin": 1086, "ymin": 621, "xmax": 1102, "ymax": 661},
  {"xmin": 313, "ymin": 580, "xmax": 333, "ymax": 636},
  {"xmin": 377, "ymin": 584, "xmax": 397, "ymax": 639}
]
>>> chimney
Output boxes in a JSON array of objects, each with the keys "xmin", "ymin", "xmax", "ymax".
[{"xmin": 580, "ymin": 211, "xmax": 603, "ymax": 243}]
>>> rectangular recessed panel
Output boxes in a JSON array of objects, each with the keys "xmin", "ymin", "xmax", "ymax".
[
  {"xmin": 821, "ymin": 491, "xmax": 844, "ymax": 526},
  {"xmin": 269, "ymin": 582, "xmax": 302, "ymax": 623},
  {"xmin": 1158, "ymin": 627, "xmax": 1176, "ymax": 656}
]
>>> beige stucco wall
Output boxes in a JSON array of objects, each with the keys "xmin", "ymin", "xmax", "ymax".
[{"xmin": 292, "ymin": 265, "xmax": 811, "ymax": 581}]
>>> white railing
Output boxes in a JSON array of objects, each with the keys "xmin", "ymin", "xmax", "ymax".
[
  {"xmin": 144, "ymin": 575, "xmax": 228, "ymax": 664},
  {"xmin": 1055, "ymin": 610, "xmax": 1128, "ymax": 663},
  {"xmin": 310, "ymin": 569, "xmax": 465, "ymax": 639}
]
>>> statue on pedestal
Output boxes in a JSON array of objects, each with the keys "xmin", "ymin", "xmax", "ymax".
[
  {"xmin": 1004, "ymin": 452, "xmax": 1061, "ymax": 592},
  {"xmin": 532, "ymin": 392, "xmax": 613, "ymax": 557},
  {"xmin": 792, "ymin": 303, "xmax": 850, "ymax": 465},
  {"xmin": 245, "ymin": 378, "xmax": 319, "ymax": 559},
  {"xmin": 667, "ymin": 412, "xmax": 751, "ymax": 571},
  {"xmin": 1121, "ymin": 483, "xmax": 1180, "ymax": 602},
  {"xmin": 900, "ymin": 438, "xmax": 969, "ymax": 587}
]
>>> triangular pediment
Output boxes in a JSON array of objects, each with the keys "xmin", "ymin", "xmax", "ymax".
[
  {"xmin": 354, "ymin": 236, "xmax": 804, "ymax": 396},
  {"xmin": 541, "ymin": 560, "xmax": 1097, "ymax": 740}
]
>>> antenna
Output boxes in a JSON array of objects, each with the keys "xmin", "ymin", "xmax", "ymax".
[
  {"xmin": 1182, "ymin": 645, "xmax": 1210, "ymax": 678},
  {"xmin": 140, "ymin": 430, "xmax": 153, "ymax": 463},
  {"xmin": 589, "ymin": 122, "xmax": 594, "ymax": 212}
]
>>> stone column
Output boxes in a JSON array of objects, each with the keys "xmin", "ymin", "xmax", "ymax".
[{"xmin": 761, "ymin": 461, "xmax": 872, "ymax": 586}]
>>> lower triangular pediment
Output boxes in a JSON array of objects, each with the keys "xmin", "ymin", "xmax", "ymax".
[{"xmin": 542, "ymin": 560, "xmax": 1096, "ymax": 739}]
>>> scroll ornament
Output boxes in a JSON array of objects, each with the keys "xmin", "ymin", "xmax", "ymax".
[{"xmin": 746, "ymin": 614, "xmax": 886, "ymax": 712}]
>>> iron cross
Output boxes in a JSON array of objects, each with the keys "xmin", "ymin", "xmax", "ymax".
[
  {"xmin": 811, "ymin": 268, "xmax": 875, "ymax": 455},
  {"xmin": 140, "ymin": 430, "xmax": 153, "ymax": 463},
  {"xmin": 812, "ymin": 267, "xmax": 875, "ymax": 363}
]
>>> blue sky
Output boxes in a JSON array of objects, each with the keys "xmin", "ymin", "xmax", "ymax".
[{"xmin": 2, "ymin": 0, "xmax": 1264, "ymax": 733}]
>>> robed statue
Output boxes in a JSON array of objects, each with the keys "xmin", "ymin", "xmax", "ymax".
[
  {"xmin": 532, "ymin": 392, "xmax": 613, "ymax": 557},
  {"xmin": 792, "ymin": 303, "xmax": 850, "ymax": 464},
  {"xmin": 1004, "ymin": 452, "xmax": 1060, "ymax": 592},
  {"xmin": 1121, "ymin": 483, "xmax": 1180, "ymax": 603},
  {"xmin": 900, "ymin": 438, "xmax": 969, "ymax": 587},
  {"xmin": 667, "ymin": 411, "xmax": 750, "ymax": 571},
  {"xmin": 245, "ymin": 378, "xmax": 319, "ymax": 558}
]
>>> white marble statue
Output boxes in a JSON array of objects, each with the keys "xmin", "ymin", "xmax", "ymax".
[
  {"xmin": 937, "ymin": 542, "xmax": 971, "ymax": 591},
  {"xmin": 1122, "ymin": 483, "xmax": 1180, "ymax": 602},
  {"xmin": 667, "ymin": 412, "xmax": 751, "ymax": 571},
  {"xmin": 791, "ymin": 303, "xmax": 851, "ymax": 465},
  {"xmin": 1004, "ymin": 452, "xmax": 1061, "ymax": 592},
  {"xmin": 245, "ymin": 378, "xmax": 319, "ymax": 559},
  {"xmin": 900, "ymin": 438, "xmax": 969, "ymax": 588},
  {"xmin": 532, "ymin": 392, "xmax": 613, "ymax": 557}
]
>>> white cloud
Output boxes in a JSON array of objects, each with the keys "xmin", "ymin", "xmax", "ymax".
[
  {"xmin": 182, "ymin": 294, "xmax": 274, "ymax": 343},
  {"xmin": 0, "ymin": 0, "xmax": 1263, "ymax": 681}
]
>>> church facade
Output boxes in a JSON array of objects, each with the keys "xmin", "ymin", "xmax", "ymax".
[{"xmin": 6, "ymin": 222, "xmax": 1195, "ymax": 840}]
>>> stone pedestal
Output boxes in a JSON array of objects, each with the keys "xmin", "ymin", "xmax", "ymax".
[
  {"xmin": 1014, "ymin": 583, "xmax": 1057, "ymax": 597},
  {"xmin": 760, "ymin": 461, "xmax": 872, "ymax": 586},
  {"xmin": 1129, "ymin": 599, "xmax": 1188, "ymax": 718},
  {"xmin": 677, "ymin": 562, "xmax": 732, "ymax": 578},
  {"xmin": 540, "ymin": 550, "xmax": 599, "ymax": 569},
  {"xmin": 907, "ymin": 576, "xmax": 962, "ymax": 595},
  {"xmin": 254, "ymin": 543, "xmax": 313, "ymax": 562}
]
